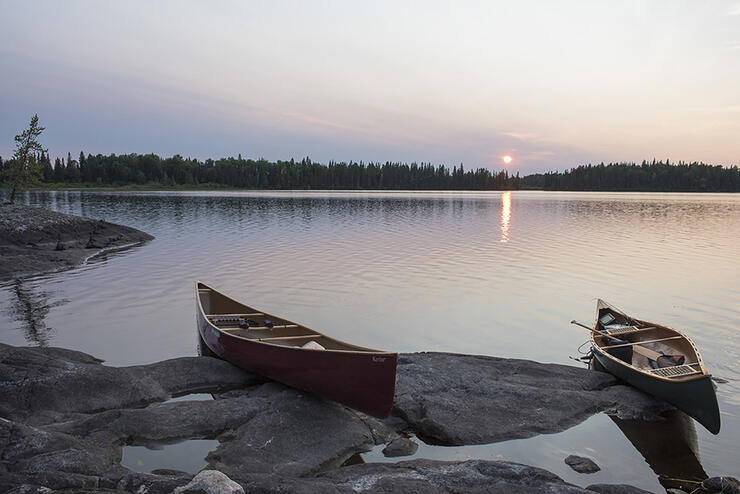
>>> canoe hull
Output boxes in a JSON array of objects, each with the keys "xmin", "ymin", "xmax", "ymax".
[
  {"xmin": 196, "ymin": 303, "xmax": 397, "ymax": 418},
  {"xmin": 592, "ymin": 348, "xmax": 720, "ymax": 434}
]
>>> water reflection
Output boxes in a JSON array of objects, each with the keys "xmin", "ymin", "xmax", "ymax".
[
  {"xmin": 121, "ymin": 439, "xmax": 218, "ymax": 474},
  {"xmin": 500, "ymin": 191, "xmax": 511, "ymax": 242},
  {"xmin": 4, "ymin": 279, "xmax": 68, "ymax": 346},
  {"xmin": 610, "ymin": 411, "xmax": 707, "ymax": 492}
]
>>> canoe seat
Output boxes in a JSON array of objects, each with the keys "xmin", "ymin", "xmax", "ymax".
[
  {"xmin": 651, "ymin": 365, "xmax": 703, "ymax": 378},
  {"xmin": 605, "ymin": 326, "xmax": 656, "ymax": 336},
  {"xmin": 247, "ymin": 324, "xmax": 299, "ymax": 331},
  {"xmin": 207, "ymin": 313, "xmax": 264, "ymax": 318}
]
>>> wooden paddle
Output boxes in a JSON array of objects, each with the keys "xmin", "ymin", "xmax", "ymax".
[{"xmin": 570, "ymin": 320, "xmax": 662, "ymax": 360}]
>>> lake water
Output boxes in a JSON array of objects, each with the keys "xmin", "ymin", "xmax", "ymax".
[{"xmin": 1, "ymin": 190, "xmax": 738, "ymax": 491}]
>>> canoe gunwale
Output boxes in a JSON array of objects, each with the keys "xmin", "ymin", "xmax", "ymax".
[{"xmin": 196, "ymin": 281, "xmax": 394, "ymax": 356}]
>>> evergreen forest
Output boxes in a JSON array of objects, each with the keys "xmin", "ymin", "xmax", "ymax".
[
  {"xmin": 0, "ymin": 152, "xmax": 519, "ymax": 190},
  {"xmin": 520, "ymin": 160, "xmax": 739, "ymax": 192},
  {"xmin": 1, "ymin": 152, "xmax": 738, "ymax": 192}
]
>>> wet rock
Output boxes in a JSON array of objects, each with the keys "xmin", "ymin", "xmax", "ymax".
[
  {"xmin": 0, "ymin": 417, "xmax": 125, "ymax": 492},
  {"xmin": 0, "ymin": 343, "xmax": 262, "ymax": 425},
  {"xmin": 173, "ymin": 470, "xmax": 244, "ymax": 494},
  {"xmin": 206, "ymin": 384, "xmax": 393, "ymax": 479},
  {"xmin": 382, "ymin": 436, "xmax": 419, "ymax": 457},
  {"xmin": 586, "ymin": 485, "xmax": 656, "ymax": 494},
  {"xmin": 565, "ymin": 455, "xmax": 601, "ymax": 473},
  {"xmin": 317, "ymin": 458, "xmax": 593, "ymax": 493},
  {"xmin": 393, "ymin": 352, "xmax": 672, "ymax": 445},
  {"xmin": 698, "ymin": 476, "xmax": 740, "ymax": 494},
  {"xmin": 117, "ymin": 470, "xmax": 193, "ymax": 494},
  {"xmin": 0, "ymin": 344, "xmax": 688, "ymax": 493},
  {"xmin": 0, "ymin": 203, "xmax": 153, "ymax": 279},
  {"xmin": 4, "ymin": 486, "xmax": 55, "ymax": 494}
]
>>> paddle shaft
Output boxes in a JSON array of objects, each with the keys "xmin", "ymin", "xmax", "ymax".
[{"xmin": 570, "ymin": 320, "xmax": 662, "ymax": 360}]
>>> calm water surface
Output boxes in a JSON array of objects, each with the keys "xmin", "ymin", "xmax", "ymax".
[{"xmin": 1, "ymin": 190, "xmax": 738, "ymax": 491}]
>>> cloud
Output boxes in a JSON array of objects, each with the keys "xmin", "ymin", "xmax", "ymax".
[
  {"xmin": 728, "ymin": 3, "xmax": 740, "ymax": 15},
  {"xmin": 502, "ymin": 131, "xmax": 536, "ymax": 141}
]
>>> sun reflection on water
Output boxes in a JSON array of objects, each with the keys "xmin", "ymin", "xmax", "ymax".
[{"xmin": 500, "ymin": 191, "xmax": 511, "ymax": 242}]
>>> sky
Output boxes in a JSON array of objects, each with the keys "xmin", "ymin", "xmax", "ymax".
[{"xmin": 1, "ymin": 1, "xmax": 739, "ymax": 173}]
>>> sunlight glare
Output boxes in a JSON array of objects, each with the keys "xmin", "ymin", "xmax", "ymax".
[{"xmin": 500, "ymin": 191, "xmax": 511, "ymax": 243}]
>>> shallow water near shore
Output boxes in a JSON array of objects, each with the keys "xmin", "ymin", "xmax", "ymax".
[{"xmin": 1, "ymin": 190, "xmax": 738, "ymax": 491}]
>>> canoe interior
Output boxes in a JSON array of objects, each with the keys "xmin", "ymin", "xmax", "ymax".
[
  {"xmin": 198, "ymin": 282, "xmax": 385, "ymax": 353},
  {"xmin": 592, "ymin": 299, "xmax": 708, "ymax": 382}
]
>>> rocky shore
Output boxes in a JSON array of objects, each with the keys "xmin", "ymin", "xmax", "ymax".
[
  {"xmin": 0, "ymin": 203, "xmax": 154, "ymax": 279},
  {"xmin": 2, "ymin": 343, "xmax": 736, "ymax": 494}
]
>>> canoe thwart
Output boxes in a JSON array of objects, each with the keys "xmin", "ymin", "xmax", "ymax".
[
  {"xmin": 245, "ymin": 324, "xmax": 299, "ymax": 331},
  {"xmin": 258, "ymin": 334, "xmax": 319, "ymax": 342},
  {"xmin": 598, "ymin": 335, "xmax": 683, "ymax": 350}
]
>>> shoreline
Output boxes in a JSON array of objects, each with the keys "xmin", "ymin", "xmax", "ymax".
[
  {"xmin": 0, "ymin": 203, "xmax": 154, "ymax": 280},
  {"xmin": 1, "ymin": 343, "xmax": 735, "ymax": 493},
  {"xmin": 11, "ymin": 184, "xmax": 738, "ymax": 194}
]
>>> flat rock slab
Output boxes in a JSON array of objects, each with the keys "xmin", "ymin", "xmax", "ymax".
[
  {"xmin": 0, "ymin": 343, "xmax": 263, "ymax": 425},
  {"xmin": 315, "ymin": 459, "xmax": 602, "ymax": 493},
  {"xmin": 0, "ymin": 203, "xmax": 153, "ymax": 278},
  {"xmin": 393, "ymin": 352, "xmax": 672, "ymax": 445},
  {"xmin": 231, "ymin": 459, "xmax": 614, "ymax": 493},
  {"xmin": 586, "ymin": 485, "xmax": 656, "ymax": 494},
  {"xmin": 0, "ymin": 344, "xmax": 675, "ymax": 493}
]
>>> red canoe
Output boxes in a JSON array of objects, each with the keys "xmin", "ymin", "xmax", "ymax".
[{"xmin": 196, "ymin": 281, "xmax": 397, "ymax": 418}]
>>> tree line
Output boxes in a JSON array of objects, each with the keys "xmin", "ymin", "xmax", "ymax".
[
  {"xmin": 2, "ymin": 151, "xmax": 738, "ymax": 193},
  {"xmin": 0, "ymin": 151, "xmax": 521, "ymax": 190},
  {"xmin": 2, "ymin": 117, "xmax": 738, "ymax": 194},
  {"xmin": 520, "ymin": 160, "xmax": 739, "ymax": 192}
]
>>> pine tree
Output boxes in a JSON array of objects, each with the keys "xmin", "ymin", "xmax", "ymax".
[
  {"xmin": 54, "ymin": 157, "xmax": 65, "ymax": 182},
  {"xmin": 4, "ymin": 114, "xmax": 46, "ymax": 204}
]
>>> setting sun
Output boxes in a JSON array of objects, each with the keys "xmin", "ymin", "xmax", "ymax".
[{"xmin": 503, "ymin": 155, "xmax": 513, "ymax": 165}]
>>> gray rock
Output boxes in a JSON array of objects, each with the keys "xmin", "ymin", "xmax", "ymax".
[
  {"xmin": 586, "ymin": 485, "xmax": 656, "ymax": 494},
  {"xmin": 206, "ymin": 384, "xmax": 392, "ymax": 479},
  {"xmin": 0, "ymin": 344, "xmax": 692, "ymax": 494},
  {"xmin": 317, "ymin": 458, "xmax": 593, "ymax": 493},
  {"xmin": 699, "ymin": 476, "xmax": 740, "ymax": 494},
  {"xmin": 0, "ymin": 417, "xmax": 125, "ymax": 492},
  {"xmin": 565, "ymin": 455, "xmax": 600, "ymax": 473},
  {"xmin": 0, "ymin": 343, "xmax": 262, "ymax": 425},
  {"xmin": 393, "ymin": 352, "xmax": 672, "ymax": 445},
  {"xmin": 117, "ymin": 471, "xmax": 193, "ymax": 494},
  {"xmin": 0, "ymin": 203, "xmax": 154, "ymax": 279},
  {"xmin": 382, "ymin": 437, "xmax": 419, "ymax": 457},
  {"xmin": 173, "ymin": 470, "xmax": 244, "ymax": 494},
  {"xmin": 4, "ymin": 486, "xmax": 54, "ymax": 494}
]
